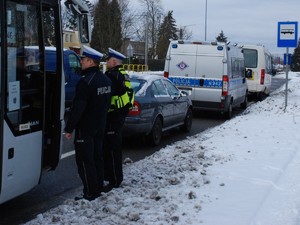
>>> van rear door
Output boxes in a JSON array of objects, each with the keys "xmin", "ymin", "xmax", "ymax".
[
  {"xmin": 194, "ymin": 45, "xmax": 225, "ymax": 103},
  {"xmin": 166, "ymin": 43, "xmax": 197, "ymax": 100}
]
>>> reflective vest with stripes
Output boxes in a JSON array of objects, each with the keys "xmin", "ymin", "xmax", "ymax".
[{"xmin": 109, "ymin": 67, "xmax": 134, "ymax": 112}]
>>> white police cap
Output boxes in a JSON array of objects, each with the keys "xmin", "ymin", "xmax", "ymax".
[
  {"xmin": 81, "ymin": 45, "xmax": 103, "ymax": 61},
  {"xmin": 107, "ymin": 48, "xmax": 126, "ymax": 60}
]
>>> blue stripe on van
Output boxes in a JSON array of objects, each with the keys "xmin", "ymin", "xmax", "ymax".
[
  {"xmin": 204, "ymin": 79, "xmax": 222, "ymax": 88},
  {"xmin": 169, "ymin": 77, "xmax": 222, "ymax": 88},
  {"xmin": 169, "ymin": 77, "xmax": 200, "ymax": 86}
]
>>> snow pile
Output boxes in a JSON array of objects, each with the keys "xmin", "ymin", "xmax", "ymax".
[{"xmin": 25, "ymin": 72, "xmax": 300, "ymax": 225}]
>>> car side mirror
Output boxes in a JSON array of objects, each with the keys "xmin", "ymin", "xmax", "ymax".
[
  {"xmin": 180, "ymin": 90, "xmax": 189, "ymax": 96},
  {"xmin": 245, "ymin": 69, "xmax": 252, "ymax": 78}
]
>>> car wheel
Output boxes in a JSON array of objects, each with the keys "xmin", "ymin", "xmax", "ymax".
[
  {"xmin": 180, "ymin": 107, "xmax": 192, "ymax": 132},
  {"xmin": 147, "ymin": 117, "xmax": 162, "ymax": 146}
]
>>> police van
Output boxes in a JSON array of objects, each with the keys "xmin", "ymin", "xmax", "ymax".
[
  {"xmin": 164, "ymin": 40, "xmax": 249, "ymax": 118},
  {"xmin": 242, "ymin": 44, "xmax": 274, "ymax": 100}
]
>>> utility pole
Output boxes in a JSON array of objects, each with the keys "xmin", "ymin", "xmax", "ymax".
[
  {"xmin": 145, "ymin": 15, "xmax": 148, "ymax": 67},
  {"xmin": 205, "ymin": 0, "xmax": 207, "ymax": 41}
]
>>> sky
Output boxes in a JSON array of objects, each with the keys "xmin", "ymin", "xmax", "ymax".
[
  {"xmin": 132, "ymin": 0, "xmax": 300, "ymax": 56},
  {"xmin": 24, "ymin": 71, "xmax": 300, "ymax": 225}
]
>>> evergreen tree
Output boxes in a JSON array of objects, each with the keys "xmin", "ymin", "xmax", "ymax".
[
  {"xmin": 216, "ymin": 30, "xmax": 228, "ymax": 43},
  {"xmin": 91, "ymin": 0, "xmax": 110, "ymax": 52},
  {"xmin": 91, "ymin": 0, "xmax": 122, "ymax": 53},
  {"xmin": 291, "ymin": 38, "xmax": 300, "ymax": 71},
  {"xmin": 156, "ymin": 11, "xmax": 177, "ymax": 59},
  {"xmin": 108, "ymin": 0, "xmax": 122, "ymax": 50}
]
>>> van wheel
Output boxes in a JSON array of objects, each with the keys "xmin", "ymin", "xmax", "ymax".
[
  {"xmin": 224, "ymin": 102, "xmax": 232, "ymax": 119},
  {"xmin": 147, "ymin": 117, "xmax": 162, "ymax": 146},
  {"xmin": 257, "ymin": 92, "xmax": 265, "ymax": 101},
  {"xmin": 240, "ymin": 93, "xmax": 248, "ymax": 109},
  {"xmin": 180, "ymin": 107, "xmax": 193, "ymax": 132}
]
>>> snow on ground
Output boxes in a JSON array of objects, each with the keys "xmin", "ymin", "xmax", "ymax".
[{"xmin": 25, "ymin": 72, "xmax": 300, "ymax": 225}]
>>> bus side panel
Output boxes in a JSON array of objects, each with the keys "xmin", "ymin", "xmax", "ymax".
[{"xmin": 0, "ymin": 123, "xmax": 42, "ymax": 204}]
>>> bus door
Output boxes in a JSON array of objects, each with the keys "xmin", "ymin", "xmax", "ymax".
[{"xmin": 0, "ymin": 0, "xmax": 63, "ymax": 204}]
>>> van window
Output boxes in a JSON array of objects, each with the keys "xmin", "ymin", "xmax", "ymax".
[
  {"xmin": 231, "ymin": 57, "xmax": 245, "ymax": 78},
  {"xmin": 265, "ymin": 53, "xmax": 272, "ymax": 74},
  {"xmin": 243, "ymin": 49, "xmax": 258, "ymax": 68}
]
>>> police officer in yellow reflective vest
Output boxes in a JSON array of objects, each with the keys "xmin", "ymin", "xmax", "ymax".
[{"xmin": 103, "ymin": 48, "xmax": 133, "ymax": 192}]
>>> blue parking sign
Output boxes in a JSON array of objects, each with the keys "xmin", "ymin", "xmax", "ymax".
[{"xmin": 277, "ymin": 22, "xmax": 298, "ymax": 47}]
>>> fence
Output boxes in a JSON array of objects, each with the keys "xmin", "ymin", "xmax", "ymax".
[{"xmin": 123, "ymin": 64, "xmax": 149, "ymax": 72}]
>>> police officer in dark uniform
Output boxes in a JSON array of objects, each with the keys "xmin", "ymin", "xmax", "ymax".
[
  {"xmin": 103, "ymin": 48, "xmax": 133, "ymax": 192},
  {"xmin": 64, "ymin": 45, "xmax": 112, "ymax": 201}
]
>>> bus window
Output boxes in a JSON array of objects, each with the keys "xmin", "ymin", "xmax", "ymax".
[{"xmin": 6, "ymin": 2, "xmax": 43, "ymax": 135}]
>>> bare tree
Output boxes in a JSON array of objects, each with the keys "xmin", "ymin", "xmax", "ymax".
[
  {"xmin": 178, "ymin": 26, "xmax": 193, "ymax": 40},
  {"xmin": 118, "ymin": 0, "xmax": 136, "ymax": 39},
  {"xmin": 137, "ymin": 0, "xmax": 163, "ymax": 59}
]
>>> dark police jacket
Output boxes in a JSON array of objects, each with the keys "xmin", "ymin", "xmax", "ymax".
[{"xmin": 64, "ymin": 66, "xmax": 112, "ymax": 136}]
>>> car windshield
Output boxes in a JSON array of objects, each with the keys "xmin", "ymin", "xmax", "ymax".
[{"xmin": 129, "ymin": 78, "xmax": 147, "ymax": 96}]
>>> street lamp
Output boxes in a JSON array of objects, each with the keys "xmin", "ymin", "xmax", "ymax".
[{"xmin": 204, "ymin": 0, "xmax": 207, "ymax": 41}]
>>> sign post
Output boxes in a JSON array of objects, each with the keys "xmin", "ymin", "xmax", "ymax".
[
  {"xmin": 277, "ymin": 21, "xmax": 298, "ymax": 111},
  {"xmin": 127, "ymin": 44, "xmax": 133, "ymax": 65}
]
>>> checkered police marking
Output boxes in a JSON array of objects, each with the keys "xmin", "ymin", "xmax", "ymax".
[{"xmin": 176, "ymin": 61, "xmax": 189, "ymax": 70}]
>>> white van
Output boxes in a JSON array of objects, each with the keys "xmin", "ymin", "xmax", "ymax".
[
  {"xmin": 242, "ymin": 44, "xmax": 274, "ymax": 100},
  {"xmin": 164, "ymin": 40, "xmax": 249, "ymax": 118}
]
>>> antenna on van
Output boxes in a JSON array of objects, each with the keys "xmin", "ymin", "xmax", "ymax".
[
  {"xmin": 226, "ymin": 41, "xmax": 231, "ymax": 45},
  {"xmin": 233, "ymin": 43, "xmax": 238, "ymax": 47}
]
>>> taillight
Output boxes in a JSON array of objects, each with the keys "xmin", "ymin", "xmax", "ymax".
[
  {"xmin": 222, "ymin": 75, "xmax": 229, "ymax": 96},
  {"xmin": 163, "ymin": 71, "xmax": 169, "ymax": 78},
  {"xmin": 260, "ymin": 69, "xmax": 265, "ymax": 85},
  {"xmin": 128, "ymin": 101, "xmax": 140, "ymax": 116}
]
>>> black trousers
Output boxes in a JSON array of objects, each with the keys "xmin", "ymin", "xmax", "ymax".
[
  {"xmin": 74, "ymin": 129, "xmax": 104, "ymax": 196},
  {"xmin": 103, "ymin": 111, "xmax": 127, "ymax": 187}
]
